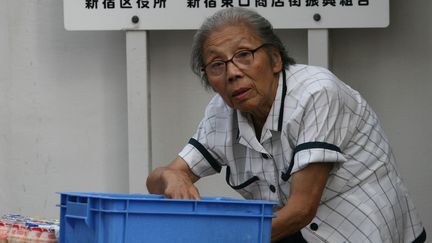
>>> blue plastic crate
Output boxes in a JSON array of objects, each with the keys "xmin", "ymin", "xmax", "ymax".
[{"xmin": 58, "ymin": 192, "xmax": 276, "ymax": 243}]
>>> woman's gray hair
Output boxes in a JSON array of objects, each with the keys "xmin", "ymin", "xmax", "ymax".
[{"xmin": 191, "ymin": 7, "xmax": 295, "ymax": 89}]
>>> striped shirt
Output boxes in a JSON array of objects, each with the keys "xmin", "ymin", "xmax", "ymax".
[{"xmin": 179, "ymin": 64, "xmax": 425, "ymax": 243}]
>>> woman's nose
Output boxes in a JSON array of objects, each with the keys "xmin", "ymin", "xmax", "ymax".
[{"xmin": 226, "ymin": 61, "xmax": 243, "ymax": 81}]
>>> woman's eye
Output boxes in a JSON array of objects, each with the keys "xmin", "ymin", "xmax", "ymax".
[
  {"xmin": 210, "ymin": 61, "xmax": 224, "ymax": 69},
  {"xmin": 236, "ymin": 51, "xmax": 252, "ymax": 59}
]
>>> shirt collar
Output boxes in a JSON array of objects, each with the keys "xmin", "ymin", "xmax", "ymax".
[{"xmin": 236, "ymin": 70, "xmax": 287, "ymax": 148}]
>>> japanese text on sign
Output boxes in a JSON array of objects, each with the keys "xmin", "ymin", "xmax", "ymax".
[
  {"xmin": 83, "ymin": 0, "xmax": 370, "ymax": 9},
  {"xmin": 64, "ymin": 0, "xmax": 388, "ymax": 30}
]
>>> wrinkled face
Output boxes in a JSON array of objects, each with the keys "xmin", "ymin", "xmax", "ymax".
[{"xmin": 202, "ymin": 24, "xmax": 282, "ymax": 115}]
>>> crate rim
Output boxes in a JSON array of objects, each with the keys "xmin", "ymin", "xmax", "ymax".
[{"xmin": 57, "ymin": 192, "xmax": 277, "ymax": 205}]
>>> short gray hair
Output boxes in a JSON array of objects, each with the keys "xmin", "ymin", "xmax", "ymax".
[{"xmin": 190, "ymin": 7, "xmax": 295, "ymax": 89}]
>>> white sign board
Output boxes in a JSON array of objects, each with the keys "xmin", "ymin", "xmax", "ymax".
[{"xmin": 64, "ymin": 0, "xmax": 389, "ymax": 30}]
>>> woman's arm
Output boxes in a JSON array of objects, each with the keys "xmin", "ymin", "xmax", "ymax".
[
  {"xmin": 271, "ymin": 162, "xmax": 333, "ymax": 242},
  {"xmin": 146, "ymin": 156, "xmax": 201, "ymax": 200}
]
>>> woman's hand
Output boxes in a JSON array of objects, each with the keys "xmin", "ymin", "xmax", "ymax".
[
  {"xmin": 160, "ymin": 167, "xmax": 201, "ymax": 200},
  {"xmin": 147, "ymin": 156, "xmax": 201, "ymax": 200}
]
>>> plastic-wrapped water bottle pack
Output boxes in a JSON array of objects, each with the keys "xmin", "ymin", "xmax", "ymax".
[{"xmin": 0, "ymin": 214, "xmax": 59, "ymax": 243}]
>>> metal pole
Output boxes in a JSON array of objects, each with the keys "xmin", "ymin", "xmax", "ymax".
[
  {"xmin": 308, "ymin": 29, "xmax": 329, "ymax": 69},
  {"xmin": 126, "ymin": 30, "xmax": 151, "ymax": 193}
]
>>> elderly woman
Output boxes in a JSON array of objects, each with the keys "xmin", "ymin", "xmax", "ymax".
[{"xmin": 146, "ymin": 7, "xmax": 425, "ymax": 243}]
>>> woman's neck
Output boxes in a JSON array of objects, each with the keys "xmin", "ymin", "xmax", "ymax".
[{"xmin": 250, "ymin": 74, "xmax": 280, "ymax": 140}]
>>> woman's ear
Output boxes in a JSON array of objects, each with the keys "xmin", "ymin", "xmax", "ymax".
[{"xmin": 271, "ymin": 49, "xmax": 283, "ymax": 73}]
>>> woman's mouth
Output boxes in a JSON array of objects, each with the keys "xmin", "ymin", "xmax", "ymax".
[{"xmin": 232, "ymin": 88, "xmax": 251, "ymax": 100}]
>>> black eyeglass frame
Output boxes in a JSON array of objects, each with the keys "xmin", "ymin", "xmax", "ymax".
[{"xmin": 201, "ymin": 43, "xmax": 273, "ymax": 77}]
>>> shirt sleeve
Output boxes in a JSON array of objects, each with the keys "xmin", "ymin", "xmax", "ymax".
[
  {"xmin": 178, "ymin": 137, "xmax": 222, "ymax": 178},
  {"xmin": 290, "ymin": 77, "xmax": 351, "ymax": 174},
  {"xmin": 178, "ymin": 97, "xmax": 226, "ymax": 178}
]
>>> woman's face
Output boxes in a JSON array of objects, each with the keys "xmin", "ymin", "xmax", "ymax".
[{"xmin": 202, "ymin": 24, "xmax": 282, "ymax": 116}]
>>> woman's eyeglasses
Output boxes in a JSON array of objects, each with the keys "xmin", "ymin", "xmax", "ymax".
[{"xmin": 202, "ymin": 43, "xmax": 272, "ymax": 77}]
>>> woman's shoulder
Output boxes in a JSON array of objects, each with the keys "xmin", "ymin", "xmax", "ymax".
[
  {"xmin": 286, "ymin": 64, "xmax": 349, "ymax": 97},
  {"xmin": 204, "ymin": 94, "xmax": 234, "ymax": 117},
  {"xmin": 288, "ymin": 64, "xmax": 338, "ymax": 86},
  {"xmin": 198, "ymin": 95, "xmax": 236, "ymax": 137}
]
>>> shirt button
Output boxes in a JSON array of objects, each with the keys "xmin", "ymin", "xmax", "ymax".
[
  {"xmin": 281, "ymin": 172, "xmax": 290, "ymax": 181},
  {"xmin": 261, "ymin": 153, "xmax": 269, "ymax": 159},
  {"xmin": 269, "ymin": 185, "xmax": 276, "ymax": 193},
  {"xmin": 310, "ymin": 222, "xmax": 319, "ymax": 231}
]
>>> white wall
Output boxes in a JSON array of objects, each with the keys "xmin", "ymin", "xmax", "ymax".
[
  {"xmin": 0, "ymin": 0, "xmax": 430, "ymax": 233},
  {"xmin": 0, "ymin": 0, "xmax": 12, "ymax": 211},
  {"xmin": 0, "ymin": 0, "xmax": 129, "ymax": 217}
]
